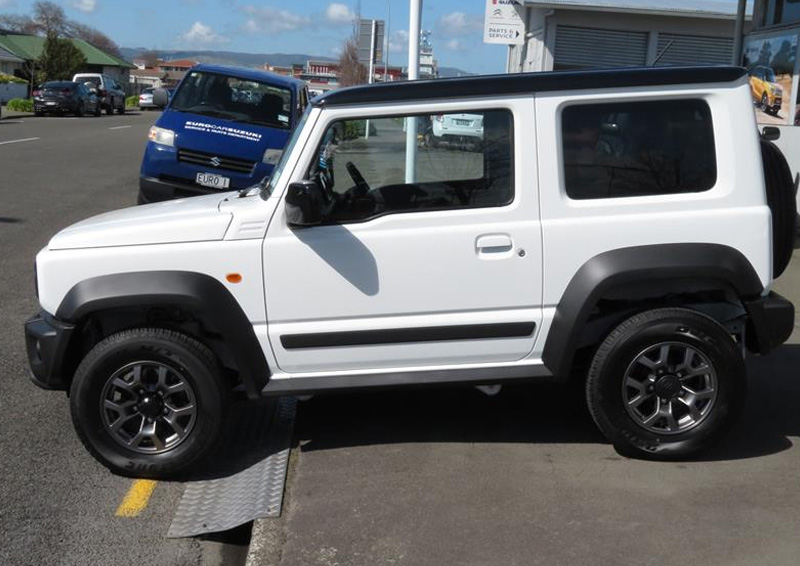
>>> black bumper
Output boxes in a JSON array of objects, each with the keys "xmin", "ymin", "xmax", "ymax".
[
  {"xmin": 138, "ymin": 175, "xmax": 221, "ymax": 204},
  {"xmin": 745, "ymin": 291, "xmax": 795, "ymax": 355},
  {"xmin": 24, "ymin": 311, "xmax": 75, "ymax": 391}
]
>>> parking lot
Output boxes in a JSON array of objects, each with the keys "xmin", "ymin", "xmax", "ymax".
[{"xmin": 1, "ymin": 110, "xmax": 800, "ymax": 566}]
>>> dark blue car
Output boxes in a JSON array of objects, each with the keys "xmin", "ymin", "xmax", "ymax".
[{"xmin": 138, "ymin": 64, "xmax": 309, "ymax": 204}]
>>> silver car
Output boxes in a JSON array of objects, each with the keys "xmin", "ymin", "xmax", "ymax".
[{"xmin": 138, "ymin": 88, "xmax": 157, "ymax": 110}]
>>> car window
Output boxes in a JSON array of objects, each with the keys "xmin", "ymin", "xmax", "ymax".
[
  {"xmin": 306, "ymin": 109, "xmax": 514, "ymax": 223},
  {"xmin": 561, "ymin": 99, "xmax": 716, "ymax": 200}
]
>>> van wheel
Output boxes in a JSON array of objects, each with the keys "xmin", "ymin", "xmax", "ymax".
[
  {"xmin": 70, "ymin": 328, "xmax": 229, "ymax": 479},
  {"xmin": 761, "ymin": 139, "xmax": 797, "ymax": 278},
  {"xmin": 586, "ymin": 308, "xmax": 745, "ymax": 460}
]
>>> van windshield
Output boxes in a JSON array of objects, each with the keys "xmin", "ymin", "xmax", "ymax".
[{"xmin": 170, "ymin": 70, "xmax": 293, "ymax": 130}]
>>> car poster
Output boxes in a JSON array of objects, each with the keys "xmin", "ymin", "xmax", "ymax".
[{"xmin": 742, "ymin": 32, "xmax": 800, "ymax": 126}]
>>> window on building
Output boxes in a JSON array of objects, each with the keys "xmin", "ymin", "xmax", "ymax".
[
  {"xmin": 764, "ymin": 0, "xmax": 800, "ymax": 26},
  {"xmin": 561, "ymin": 99, "xmax": 717, "ymax": 200},
  {"xmin": 305, "ymin": 110, "xmax": 514, "ymax": 223}
]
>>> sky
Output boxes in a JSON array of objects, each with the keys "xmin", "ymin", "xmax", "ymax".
[{"xmin": 0, "ymin": 0, "xmax": 511, "ymax": 74}]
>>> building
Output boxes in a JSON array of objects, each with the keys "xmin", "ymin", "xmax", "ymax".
[
  {"xmin": 0, "ymin": 45, "xmax": 24, "ymax": 76},
  {"xmin": 156, "ymin": 58, "xmax": 197, "ymax": 87},
  {"xmin": 508, "ymin": 0, "xmax": 753, "ymax": 73},
  {"xmin": 419, "ymin": 30, "xmax": 439, "ymax": 78},
  {"xmin": 0, "ymin": 32, "xmax": 135, "ymax": 85}
]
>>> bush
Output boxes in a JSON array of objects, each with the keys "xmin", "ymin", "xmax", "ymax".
[
  {"xmin": 7, "ymin": 98, "xmax": 33, "ymax": 112},
  {"xmin": 125, "ymin": 95, "xmax": 138, "ymax": 108},
  {"xmin": 0, "ymin": 74, "xmax": 27, "ymax": 85}
]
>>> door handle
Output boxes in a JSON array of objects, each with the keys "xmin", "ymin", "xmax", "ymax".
[{"xmin": 476, "ymin": 234, "xmax": 513, "ymax": 256}]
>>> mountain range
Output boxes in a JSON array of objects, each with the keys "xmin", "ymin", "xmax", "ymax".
[{"xmin": 120, "ymin": 48, "xmax": 473, "ymax": 77}]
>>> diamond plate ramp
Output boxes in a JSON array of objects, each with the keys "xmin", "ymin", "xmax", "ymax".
[{"xmin": 167, "ymin": 397, "xmax": 296, "ymax": 538}]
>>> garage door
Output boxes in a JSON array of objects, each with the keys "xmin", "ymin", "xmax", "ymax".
[
  {"xmin": 554, "ymin": 25, "xmax": 649, "ymax": 68},
  {"xmin": 655, "ymin": 33, "xmax": 734, "ymax": 66}
]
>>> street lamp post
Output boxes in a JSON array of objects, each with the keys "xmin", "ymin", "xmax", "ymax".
[{"xmin": 405, "ymin": 0, "xmax": 422, "ymax": 183}]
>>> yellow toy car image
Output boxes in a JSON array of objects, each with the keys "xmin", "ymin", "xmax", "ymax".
[{"xmin": 749, "ymin": 66, "xmax": 783, "ymax": 115}]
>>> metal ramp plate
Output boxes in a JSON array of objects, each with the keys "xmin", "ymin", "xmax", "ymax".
[{"xmin": 167, "ymin": 397, "xmax": 296, "ymax": 538}]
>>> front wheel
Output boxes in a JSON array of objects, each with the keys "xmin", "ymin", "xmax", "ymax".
[
  {"xmin": 70, "ymin": 328, "xmax": 230, "ymax": 478},
  {"xmin": 586, "ymin": 308, "xmax": 745, "ymax": 459}
]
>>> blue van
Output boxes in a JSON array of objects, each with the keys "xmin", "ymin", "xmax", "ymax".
[{"xmin": 138, "ymin": 64, "xmax": 308, "ymax": 203}]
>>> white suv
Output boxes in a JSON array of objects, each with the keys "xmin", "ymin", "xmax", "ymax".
[{"xmin": 26, "ymin": 66, "xmax": 796, "ymax": 477}]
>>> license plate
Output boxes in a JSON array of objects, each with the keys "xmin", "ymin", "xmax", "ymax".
[
  {"xmin": 196, "ymin": 172, "xmax": 230, "ymax": 189},
  {"xmin": 455, "ymin": 119, "xmax": 471, "ymax": 126},
  {"xmin": 45, "ymin": 101, "xmax": 56, "ymax": 106}
]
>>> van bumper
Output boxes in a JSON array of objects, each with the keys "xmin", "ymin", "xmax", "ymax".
[{"xmin": 745, "ymin": 292, "xmax": 795, "ymax": 354}]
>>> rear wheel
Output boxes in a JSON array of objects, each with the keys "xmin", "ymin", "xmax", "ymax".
[
  {"xmin": 94, "ymin": 102, "xmax": 102, "ymax": 117},
  {"xmin": 75, "ymin": 102, "xmax": 84, "ymax": 117},
  {"xmin": 105, "ymin": 101, "xmax": 114, "ymax": 115},
  {"xmin": 586, "ymin": 308, "xmax": 745, "ymax": 459},
  {"xmin": 70, "ymin": 328, "xmax": 230, "ymax": 478},
  {"xmin": 117, "ymin": 102, "xmax": 125, "ymax": 115}
]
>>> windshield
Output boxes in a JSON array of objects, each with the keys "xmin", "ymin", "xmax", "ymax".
[
  {"xmin": 259, "ymin": 105, "xmax": 312, "ymax": 198},
  {"xmin": 170, "ymin": 70, "xmax": 293, "ymax": 129}
]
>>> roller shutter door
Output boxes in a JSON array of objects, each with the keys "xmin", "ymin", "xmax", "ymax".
[
  {"xmin": 554, "ymin": 26, "xmax": 649, "ymax": 68},
  {"xmin": 655, "ymin": 33, "xmax": 734, "ymax": 66}
]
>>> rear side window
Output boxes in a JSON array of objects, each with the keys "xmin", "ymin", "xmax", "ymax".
[{"xmin": 561, "ymin": 99, "xmax": 716, "ymax": 200}]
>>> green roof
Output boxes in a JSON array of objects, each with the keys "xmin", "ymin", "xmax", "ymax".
[{"xmin": 0, "ymin": 33, "xmax": 135, "ymax": 68}]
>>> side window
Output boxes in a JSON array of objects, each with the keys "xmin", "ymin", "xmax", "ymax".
[
  {"xmin": 306, "ymin": 109, "xmax": 514, "ymax": 223},
  {"xmin": 561, "ymin": 99, "xmax": 716, "ymax": 200}
]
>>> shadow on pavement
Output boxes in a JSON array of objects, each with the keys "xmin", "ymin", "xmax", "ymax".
[
  {"xmin": 296, "ymin": 345, "xmax": 800, "ymax": 463},
  {"xmin": 0, "ymin": 217, "xmax": 23, "ymax": 223}
]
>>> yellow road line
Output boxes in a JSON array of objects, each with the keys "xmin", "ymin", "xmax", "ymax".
[{"xmin": 115, "ymin": 479, "xmax": 157, "ymax": 517}]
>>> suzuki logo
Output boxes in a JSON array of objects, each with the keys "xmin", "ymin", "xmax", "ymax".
[{"xmin": 210, "ymin": 156, "xmax": 221, "ymax": 167}]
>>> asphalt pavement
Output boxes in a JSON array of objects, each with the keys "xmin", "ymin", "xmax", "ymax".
[{"xmin": 0, "ymin": 111, "xmax": 213, "ymax": 566}]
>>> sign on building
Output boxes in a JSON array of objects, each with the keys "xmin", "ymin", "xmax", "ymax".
[
  {"xmin": 484, "ymin": 0, "xmax": 525, "ymax": 45},
  {"xmin": 358, "ymin": 19, "xmax": 385, "ymax": 66}
]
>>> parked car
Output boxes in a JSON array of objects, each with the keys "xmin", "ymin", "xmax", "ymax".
[
  {"xmin": 33, "ymin": 81, "xmax": 101, "ymax": 117},
  {"xmin": 749, "ymin": 65, "xmax": 783, "ymax": 115},
  {"xmin": 138, "ymin": 64, "xmax": 309, "ymax": 203},
  {"xmin": 426, "ymin": 112, "xmax": 484, "ymax": 148},
  {"xmin": 73, "ymin": 73, "xmax": 126, "ymax": 115},
  {"xmin": 138, "ymin": 88, "xmax": 157, "ymax": 110},
  {"xmin": 25, "ymin": 66, "xmax": 796, "ymax": 478}
]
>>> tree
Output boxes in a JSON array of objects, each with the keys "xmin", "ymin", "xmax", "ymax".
[
  {"xmin": 0, "ymin": 14, "xmax": 39, "ymax": 34},
  {"xmin": 32, "ymin": 1, "xmax": 68, "ymax": 35},
  {"xmin": 38, "ymin": 31, "xmax": 87, "ymax": 81},
  {"xmin": 67, "ymin": 21, "xmax": 121, "ymax": 57},
  {"xmin": 337, "ymin": 15, "xmax": 367, "ymax": 88},
  {"xmin": 139, "ymin": 50, "xmax": 161, "ymax": 69}
]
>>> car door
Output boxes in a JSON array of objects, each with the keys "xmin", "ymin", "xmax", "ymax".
[{"xmin": 263, "ymin": 98, "xmax": 543, "ymax": 374}]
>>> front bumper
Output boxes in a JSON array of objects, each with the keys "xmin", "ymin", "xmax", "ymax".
[
  {"xmin": 24, "ymin": 311, "xmax": 75, "ymax": 391},
  {"xmin": 745, "ymin": 292, "xmax": 795, "ymax": 355}
]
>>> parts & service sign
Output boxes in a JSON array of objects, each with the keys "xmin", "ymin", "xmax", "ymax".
[{"xmin": 484, "ymin": 0, "xmax": 525, "ymax": 45}]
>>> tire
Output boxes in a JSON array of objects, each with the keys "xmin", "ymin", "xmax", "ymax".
[
  {"xmin": 105, "ymin": 101, "xmax": 113, "ymax": 115},
  {"xmin": 760, "ymin": 139, "xmax": 797, "ymax": 278},
  {"xmin": 94, "ymin": 103, "xmax": 101, "ymax": 117},
  {"xmin": 75, "ymin": 102, "xmax": 84, "ymax": 117},
  {"xmin": 70, "ymin": 328, "xmax": 230, "ymax": 479},
  {"xmin": 117, "ymin": 103, "xmax": 125, "ymax": 115},
  {"xmin": 586, "ymin": 308, "xmax": 746, "ymax": 460}
]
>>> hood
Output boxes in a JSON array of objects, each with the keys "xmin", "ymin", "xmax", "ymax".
[
  {"xmin": 159, "ymin": 110, "xmax": 291, "ymax": 162},
  {"xmin": 49, "ymin": 193, "xmax": 233, "ymax": 250}
]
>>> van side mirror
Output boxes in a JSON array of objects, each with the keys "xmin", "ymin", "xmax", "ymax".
[
  {"xmin": 761, "ymin": 126, "xmax": 781, "ymax": 142},
  {"xmin": 285, "ymin": 180, "xmax": 325, "ymax": 226},
  {"xmin": 153, "ymin": 88, "xmax": 169, "ymax": 108}
]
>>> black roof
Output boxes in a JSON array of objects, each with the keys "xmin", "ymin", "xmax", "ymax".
[{"xmin": 315, "ymin": 66, "xmax": 747, "ymax": 107}]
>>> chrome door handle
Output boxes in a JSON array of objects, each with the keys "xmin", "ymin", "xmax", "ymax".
[{"xmin": 476, "ymin": 234, "xmax": 513, "ymax": 255}]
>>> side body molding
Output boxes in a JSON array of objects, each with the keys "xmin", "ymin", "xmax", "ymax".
[
  {"xmin": 57, "ymin": 271, "xmax": 269, "ymax": 397},
  {"xmin": 542, "ymin": 244, "xmax": 764, "ymax": 379}
]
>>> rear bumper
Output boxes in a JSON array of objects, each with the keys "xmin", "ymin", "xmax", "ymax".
[
  {"xmin": 24, "ymin": 311, "xmax": 75, "ymax": 391},
  {"xmin": 745, "ymin": 292, "xmax": 795, "ymax": 354},
  {"xmin": 34, "ymin": 101, "xmax": 76, "ymax": 113}
]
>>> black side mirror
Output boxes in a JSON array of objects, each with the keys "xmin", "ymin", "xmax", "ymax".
[
  {"xmin": 286, "ymin": 180, "xmax": 325, "ymax": 226},
  {"xmin": 153, "ymin": 88, "xmax": 169, "ymax": 108},
  {"xmin": 761, "ymin": 126, "xmax": 781, "ymax": 142}
]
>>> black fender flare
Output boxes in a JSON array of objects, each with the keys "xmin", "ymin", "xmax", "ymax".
[
  {"xmin": 542, "ymin": 244, "xmax": 764, "ymax": 379},
  {"xmin": 57, "ymin": 271, "xmax": 269, "ymax": 397}
]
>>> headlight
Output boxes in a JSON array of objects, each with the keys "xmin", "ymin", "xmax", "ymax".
[{"xmin": 148, "ymin": 126, "xmax": 175, "ymax": 147}]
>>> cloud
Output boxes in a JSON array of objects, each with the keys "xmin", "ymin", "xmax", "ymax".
[
  {"xmin": 72, "ymin": 0, "xmax": 97, "ymax": 13},
  {"xmin": 0, "ymin": 0, "xmax": 17, "ymax": 7},
  {"xmin": 239, "ymin": 6, "xmax": 312, "ymax": 33},
  {"xmin": 325, "ymin": 3, "xmax": 355, "ymax": 25},
  {"xmin": 445, "ymin": 39, "xmax": 464, "ymax": 51},
  {"xmin": 438, "ymin": 12, "xmax": 482, "ymax": 36},
  {"xmin": 178, "ymin": 21, "xmax": 228, "ymax": 46},
  {"xmin": 389, "ymin": 29, "xmax": 409, "ymax": 54}
]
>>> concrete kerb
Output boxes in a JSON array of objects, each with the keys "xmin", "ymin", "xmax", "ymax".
[{"xmin": 1, "ymin": 109, "xmax": 34, "ymax": 120}]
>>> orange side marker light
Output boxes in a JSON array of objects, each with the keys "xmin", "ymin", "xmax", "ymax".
[{"xmin": 226, "ymin": 273, "xmax": 243, "ymax": 284}]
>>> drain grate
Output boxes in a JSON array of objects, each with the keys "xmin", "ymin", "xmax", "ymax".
[{"xmin": 167, "ymin": 397, "xmax": 297, "ymax": 538}]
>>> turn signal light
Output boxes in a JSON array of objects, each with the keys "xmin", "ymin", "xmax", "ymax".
[{"xmin": 226, "ymin": 273, "xmax": 242, "ymax": 284}]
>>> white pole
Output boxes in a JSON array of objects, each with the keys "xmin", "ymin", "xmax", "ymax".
[
  {"xmin": 405, "ymin": 0, "xmax": 422, "ymax": 184},
  {"xmin": 385, "ymin": 1, "xmax": 391, "ymax": 81},
  {"xmin": 366, "ymin": 19, "xmax": 376, "ymax": 139}
]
